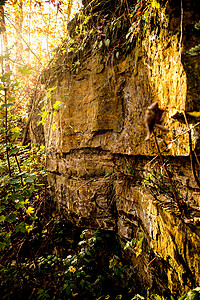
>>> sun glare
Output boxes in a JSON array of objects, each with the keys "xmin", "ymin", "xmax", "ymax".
[{"xmin": 1, "ymin": 0, "xmax": 82, "ymax": 66}]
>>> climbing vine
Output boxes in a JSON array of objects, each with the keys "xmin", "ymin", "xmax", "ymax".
[{"xmin": 48, "ymin": 0, "xmax": 166, "ymax": 79}]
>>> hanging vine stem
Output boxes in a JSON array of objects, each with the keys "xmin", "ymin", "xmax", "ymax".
[
  {"xmin": 4, "ymin": 87, "xmax": 12, "ymax": 177},
  {"xmin": 145, "ymin": 122, "xmax": 200, "ymax": 167},
  {"xmin": 153, "ymin": 131, "xmax": 185, "ymax": 217},
  {"xmin": 4, "ymin": 86, "xmax": 24, "ymax": 185},
  {"xmin": 178, "ymin": 0, "xmax": 200, "ymax": 187},
  {"xmin": 21, "ymin": 74, "xmax": 42, "ymax": 146}
]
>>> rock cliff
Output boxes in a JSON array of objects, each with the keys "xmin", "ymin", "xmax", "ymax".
[{"xmin": 32, "ymin": 0, "xmax": 200, "ymax": 297}]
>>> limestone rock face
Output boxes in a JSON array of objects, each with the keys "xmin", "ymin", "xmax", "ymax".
[
  {"xmin": 43, "ymin": 50, "xmax": 196, "ymax": 156},
  {"xmin": 43, "ymin": 37, "xmax": 200, "ymax": 156},
  {"xmin": 39, "ymin": 1, "xmax": 200, "ymax": 296}
]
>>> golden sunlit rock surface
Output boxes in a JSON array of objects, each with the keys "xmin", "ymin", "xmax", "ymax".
[{"xmin": 37, "ymin": 1, "xmax": 200, "ymax": 296}]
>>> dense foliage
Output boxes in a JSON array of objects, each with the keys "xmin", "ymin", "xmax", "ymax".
[{"xmin": 49, "ymin": 0, "xmax": 165, "ymax": 78}]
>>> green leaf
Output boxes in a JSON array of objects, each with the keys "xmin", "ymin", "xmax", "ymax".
[
  {"xmin": 9, "ymin": 193, "xmax": 23, "ymax": 201},
  {"xmin": 63, "ymin": 282, "xmax": 69, "ymax": 290},
  {"xmin": 1, "ymin": 103, "xmax": 14, "ymax": 108},
  {"xmin": 53, "ymin": 100, "xmax": 62, "ymax": 110},
  {"xmin": 188, "ymin": 111, "xmax": 200, "ymax": 118},
  {"xmin": 0, "ymin": 215, "xmax": 5, "ymax": 223},
  {"xmin": 3, "ymin": 72, "xmax": 11, "ymax": 78},
  {"xmin": 68, "ymin": 47, "xmax": 75, "ymax": 53},
  {"xmin": 142, "ymin": 9, "xmax": 149, "ymax": 21},
  {"xmin": 12, "ymin": 132, "xmax": 21, "ymax": 139},
  {"xmin": 15, "ymin": 201, "xmax": 25, "ymax": 209},
  {"xmin": 152, "ymin": 0, "xmax": 160, "ymax": 9},
  {"xmin": 65, "ymin": 286, "xmax": 72, "ymax": 297},
  {"xmin": 0, "ymin": 144, "xmax": 6, "ymax": 152},
  {"xmin": 10, "ymin": 178, "xmax": 20, "ymax": 184},
  {"xmin": 105, "ymin": 39, "xmax": 110, "ymax": 47},
  {"xmin": 179, "ymin": 294, "xmax": 187, "ymax": 300},
  {"xmin": 0, "ymin": 205, "xmax": 5, "ymax": 213},
  {"xmin": 6, "ymin": 212, "xmax": 17, "ymax": 223},
  {"xmin": 184, "ymin": 288, "xmax": 200, "ymax": 300},
  {"xmin": 18, "ymin": 65, "xmax": 32, "ymax": 76},
  {"xmin": 80, "ymin": 279, "xmax": 85, "ymax": 289},
  {"xmin": 15, "ymin": 222, "xmax": 27, "ymax": 233},
  {"xmin": 99, "ymin": 41, "xmax": 103, "ymax": 49},
  {"xmin": 116, "ymin": 20, "xmax": 121, "ymax": 28},
  {"xmin": 25, "ymin": 175, "xmax": 36, "ymax": 183},
  {"xmin": 0, "ymin": 242, "xmax": 6, "ymax": 250},
  {"xmin": 8, "ymin": 148, "xmax": 19, "ymax": 156},
  {"xmin": 9, "ymin": 178, "xmax": 20, "ymax": 184}
]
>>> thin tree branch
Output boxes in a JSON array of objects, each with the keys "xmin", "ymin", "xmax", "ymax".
[
  {"xmin": 4, "ymin": 87, "xmax": 12, "ymax": 177},
  {"xmin": 153, "ymin": 131, "xmax": 184, "ymax": 217},
  {"xmin": 21, "ymin": 75, "xmax": 42, "ymax": 145},
  {"xmin": 5, "ymin": 15, "xmax": 42, "ymax": 66}
]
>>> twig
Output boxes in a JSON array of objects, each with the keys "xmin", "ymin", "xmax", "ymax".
[
  {"xmin": 14, "ymin": 154, "xmax": 24, "ymax": 186},
  {"xmin": 21, "ymin": 75, "xmax": 42, "ymax": 145},
  {"xmin": 4, "ymin": 87, "xmax": 11, "ymax": 177},
  {"xmin": 5, "ymin": 16, "xmax": 42, "ymax": 66},
  {"xmin": 188, "ymin": 131, "xmax": 200, "ymax": 187},
  {"xmin": 153, "ymin": 131, "xmax": 184, "ymax": 216},
  {"xmin": 12, "ymin": 67, "xmax": 42, "ymax": 114},
  {"xmin": 178, "ymin": 0, "xmax": 200, "ymax": 187},
  {"xmin": 145, "ymin": 122, "xmax": 200, "ymax": 167}
]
